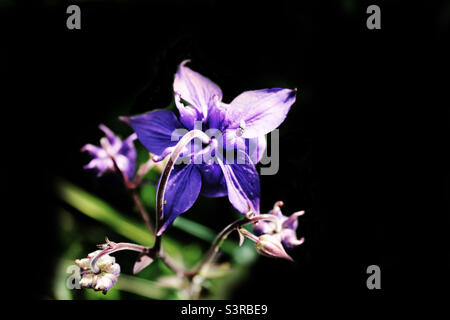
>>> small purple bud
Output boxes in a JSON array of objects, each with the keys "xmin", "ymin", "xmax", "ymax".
[{"xmin": 255, "ymin": 234, "xmax": 293, "ymax": 261}]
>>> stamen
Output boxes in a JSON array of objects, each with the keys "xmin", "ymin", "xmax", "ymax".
[{"xmin": 236, "ymin": 119, "xmax": 246, "ymax": 137}]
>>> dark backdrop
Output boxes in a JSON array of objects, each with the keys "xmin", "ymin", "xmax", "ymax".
[{"xmin": 5, "ymin": 0, "xmax": 448, "ymax": 307}]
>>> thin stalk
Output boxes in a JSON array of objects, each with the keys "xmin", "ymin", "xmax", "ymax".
[
  {"xmin": 90, "ymin": 242, "xmax": 148, "ymax": 273},
  {"xmin": 104, "ymin": 144, "xmax": 155, "ymax": 235},
  {"xmin": 130, "ymin": 189, "xmax": 154, "ymax": 235},
  {"xmin": 159, "ymin": 248, "xmax": 193, "ymax": 277},
  {"xmin": 190, "ymin": 214, "xmax": 279, "ymax": 276}
]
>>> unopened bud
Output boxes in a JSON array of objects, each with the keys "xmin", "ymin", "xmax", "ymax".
[
  {"xmin": 75, "ymin": 250, "xmax": 121, "ymax": 294},
  {"xmin": 255, "ymin": 234, "xmax": 293, "ymax": 261}
]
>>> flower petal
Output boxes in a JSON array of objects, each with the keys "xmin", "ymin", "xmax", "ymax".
[
  {"xmin": 253, "ymin": 220, "xmax": 277, "ymax": 236},
  {"xmin": 173, "ymin": 60, "xmax": 222, "ymax": 120},
  {"xmin": 282, "ymin": 211, "xmax": 305, "ymax": 230},
  {"xmin": 83, "ymin": 158, "xmax": 113, "ymax": 177},
  {"xmin": 281, "ymin": 229, "xmax": 305, "ymax": 248},
  {"xmin": 174, "ymin": 92, "xmax": 202, "ymax": 130},
  {"xmin": 217, "ymin": 150, "xmax": 260, "ymax": 213},
  {"xmin": 246, "ymin": 135, "xmax": 266, "ymax": 164},
  {"xmin": 224, "ymin": 88, "xmax": 296, "ymax": 138},
  {"xmin": 99, "ymin": 124, "xmax": 121, "ymax": 149},
  {"xmin": 221, "ymin": 128, "xmax": 246, "ymax": 152},
  {"xmin": 199, "ymin": 163, "xmax": 228, "ymax": 197},
  {"xmin": 120, "ymin": 110, "xmax": 185, "ymax": 157},
  {"xmin": 159, "ymin": 164, "xmax": 202, "ymax": 234},
  {"xmin": 207, "ymin": 100, "xmax": 228, "ymax": 130},
  {"xmin": 81, "ymin": 144, "xmax": 106, "ymax": 158},
  {"xmin": 118, "ymin": 133, "xmax": 138, "ymax": 179},
  {"xmin": 219, "ymin": 131, "xmax": 266, "ymax": 164}
]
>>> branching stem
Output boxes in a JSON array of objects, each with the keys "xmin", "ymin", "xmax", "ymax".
[
  {"xmin": 100, "ymin": 129, "xmax": 281, "ymax": 292},
  {"xmin": 90, "ymin": 242, "xmax": 147, "ymax": 273}
]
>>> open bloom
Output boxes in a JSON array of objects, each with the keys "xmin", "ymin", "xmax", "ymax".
[
  {"xmin": 75, "ymin": 250, "xmax": 121, "ymax": 294},
  {"xmin": 254, "ymin": 201, "xmax": 305, "ymax": 248},
  {"xmin": 81, "ymin": 124, "xmax": 137, "ymax": 180},
  {"xmin": 121, "ymin": 61, "xmax": 297, "ymax": 234}
]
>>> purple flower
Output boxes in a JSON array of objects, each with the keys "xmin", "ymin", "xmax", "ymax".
[
  {"xmin": 81, "ymin": 124, "xmax": 137, "ymax": 180},
  {"xmin": 121, "ymin": 61, "xmax": 296, "ymax": 234},
  {"xmin": 254, "ymin": 201, "xmax": 305, "ymax": 248}
]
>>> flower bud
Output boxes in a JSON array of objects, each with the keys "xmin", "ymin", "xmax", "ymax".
[
  {"xmin": 255, "ymin": 234, "xmax": 293, "ymax": 261},
  {"xmin": 75, "ymin": 250, "xmax": 121, "ymax": 294}
]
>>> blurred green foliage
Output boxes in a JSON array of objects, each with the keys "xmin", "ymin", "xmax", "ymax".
[{"xmin": 55, "ymin": 178, "xmax": 258, "ymax": 299}]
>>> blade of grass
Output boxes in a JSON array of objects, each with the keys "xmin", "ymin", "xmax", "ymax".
[
  {"xmin": 56, "ymin": 178, "xmax": 180, "ymax": 257},
  {"xmin": 57, "ymin": 178, "xmax": 155, "ymax": 246}
]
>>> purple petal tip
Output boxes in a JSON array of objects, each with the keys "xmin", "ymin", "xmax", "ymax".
[
  {"xmin": 156, "ymin": 228, "xmax": 164, "ymax": 237},
  {"xmin": 118, "ymin": 116, "xmax": 129, "ymax": 124},
  {"xmin": 180, "ymin": 59, "xmax": 191, "ymax": 67}
]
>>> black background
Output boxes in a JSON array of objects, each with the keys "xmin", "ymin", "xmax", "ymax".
[{"xmin": 4, "ymin": 0, "xmax": 449, "ymax": 309}]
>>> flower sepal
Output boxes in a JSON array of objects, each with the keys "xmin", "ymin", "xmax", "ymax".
[{"xmin": 133, "ymin": 254, "xmax": 154, "ymax": 274}]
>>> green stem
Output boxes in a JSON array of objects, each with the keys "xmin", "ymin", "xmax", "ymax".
[
  {"xmin": 90, "ymin": 242, "xmax": 148, "ymax": 273},
  {"xmin": 189, "ymin": 214, "xmax": 279, "ymax": 276}
]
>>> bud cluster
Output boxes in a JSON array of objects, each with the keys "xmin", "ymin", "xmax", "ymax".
[
  {"xmin": 75, "ymin": 250, "xmax": 121, "ymax": 294},
  {"xmin": 238, "ymin": 201, "xmax": 305, "ymax": 261}
]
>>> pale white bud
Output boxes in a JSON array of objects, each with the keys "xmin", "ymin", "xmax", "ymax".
[{"xmin": 75, "ymin": 250, "xmax": 121, "ymax": 294}]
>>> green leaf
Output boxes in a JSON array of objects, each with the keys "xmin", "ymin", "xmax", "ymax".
[
  {"xmin": 57, "ymin": 178, "xmax": 155, "ymax": 247},
  {"xmin": 56, "ymin": 178, "xmax": 180, "ymax": 257},
  {"xmin": 139, "ymin": 184, "xmax": 156, "ymax": 209},
  {"xmin": 85, "ymin": 287, "xmax": 121, "ymax": 300}
]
